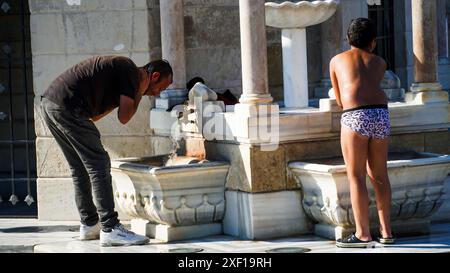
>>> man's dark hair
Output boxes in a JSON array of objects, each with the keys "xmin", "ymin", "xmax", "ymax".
[
  {"xmin": 186, "ymin": 77, "xmax": 205, "ymax": 90},
  {"xmin": 347, "ymin": 18, "xmax": 377, "ymax": 49},
  {"xmin": 143, "ymin": 59, "xmax": 173, "ymax": 82}
]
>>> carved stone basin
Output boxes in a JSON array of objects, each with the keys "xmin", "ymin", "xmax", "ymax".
[
  {"xmin": 265, "ymin": 0, "xmax": 339, "ymax": 29},
  {"xmin": 111, "ymin": 155, "xmax": 230, "ymax": 242},
  {"xmin": 288, "ymin": 152, "xmax": 450, "ymax": 240}
]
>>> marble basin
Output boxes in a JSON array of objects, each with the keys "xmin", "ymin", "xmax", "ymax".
[
  {"xmin": 110, "ymin": 154, "xmax": 229, "ymax": 241},
  {"xmin": 265, "ymin": 0, "xmax": 339, "ymax": 29},
  {"xmin": 288, "ymin": 152, "xmax": 450, "ymax": 239}
]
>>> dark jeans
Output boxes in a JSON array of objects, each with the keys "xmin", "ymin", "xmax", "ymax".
[{"xmin": 40, "ymin": 97, "xmax": 119, "ymax": 229}]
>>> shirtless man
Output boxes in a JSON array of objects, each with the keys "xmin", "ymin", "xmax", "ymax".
[{"xmin": 330, "ymin": 18, "xmax": 395, "ymax": 248}]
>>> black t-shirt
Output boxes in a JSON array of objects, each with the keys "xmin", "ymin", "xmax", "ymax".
[{"xmin": 43, "ymin": 55, "xmax": 139, "ymax": 118}]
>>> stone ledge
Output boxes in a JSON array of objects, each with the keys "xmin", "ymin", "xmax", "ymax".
[
  {"xmin": 205, "ymin": 130, "xmax": 448, "ymax": 193},
  {"xmin": 131, "ymin": 219, "xmax": 222, "ymax": 242}
]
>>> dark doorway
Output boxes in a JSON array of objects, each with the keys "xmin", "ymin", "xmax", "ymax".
[
  {"xmin": 368, "ymin": 0, "xmax": 396, "ymax": 71},
  {"xmin": 0, "ymin": 0, "xmax": 37, "ymax": 217}
]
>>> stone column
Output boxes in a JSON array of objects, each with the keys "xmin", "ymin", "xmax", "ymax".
[
  {"xmin": 410, "ymin": 0, "xmax": 442, "ymax": 92},
  {"xmin": 406, "ymin": 0, "xmax": 449, "ymax": 104},
  {"xmin": 437, "ymin": 0, "xmax": 448, "ymax": 59},
  {"xmin": 282, "ymin": 28, "xmax": 309, "ymax": 108},
  {"xmin": 160, "ymin": 0, "xmax": 186, "ymax": 90},
  {"xmin": 238, "ymin": 0, "xmax": 273, "ymax": 104}
]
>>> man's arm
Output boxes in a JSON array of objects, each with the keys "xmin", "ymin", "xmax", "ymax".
[
  {"xmin": 91, "ymin": 109, "xmax": 114, "ymax": 122},
  {"xmin": 118, "ymin": 91, "xmax": 142, "ymax": 124},
  {"xmin": 330, "ymin": 57, "xmax": 343, "ymax": 108}
]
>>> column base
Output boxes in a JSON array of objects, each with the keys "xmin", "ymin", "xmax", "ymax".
[
  {"xmin": 406, "ymin": 83, "xmax": 448, "ymax": 104},
  {"xmin": 405, "ymin": 90, "xmax": 449, "ymax": 104},
  {"xmin": 410, "ymin": 82, "xmax": 443, "ymax": 92},
  {"xmin": 232, "ymin": 103, "xmax": 280, "ymax": 147},
  {"xmin": 131, "ymin": 219, "xmax": 222, "ymax": 242},
  {"xmin": 239, "ymin": 94, "xmax": 274, "ymax": 104},
  {"xmin": 234, "ymin": 102, "xmax": 279, "ymax": 117}
]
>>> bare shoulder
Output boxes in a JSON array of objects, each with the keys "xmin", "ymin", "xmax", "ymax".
[
  {"xmin": 330, "ymin": 51, "xmax": 348, "ymax": 68},
  {"xmin": 370, "ymin": 54, "xmax": 387, "ymax": 69}
]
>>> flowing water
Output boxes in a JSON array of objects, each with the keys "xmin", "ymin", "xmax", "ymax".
[{"xmin": 167, "ymin": 136, "xmax": 180, "ymax": 165}]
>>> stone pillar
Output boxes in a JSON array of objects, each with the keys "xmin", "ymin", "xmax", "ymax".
[
  {"xmin": 437, "ymin": 0, "xmax": 448, "ymax": 59},
  {"xmin": 238, "ymin": 0, "xmax": 273, "ymax": 104},
  {"xmin": 160, "ymin": 0, "xmax": 186, "ymax": 90},
  {"xmin": 407, "ymin": 0, "xmax": 448, "ymax": 102},
  {"xmin": 411, "ymin": 0, "xmax": 439, "ymax": 86},
  {"xmin": 282, "ymin": 28, "xmax": 309, "ymax": 108}
]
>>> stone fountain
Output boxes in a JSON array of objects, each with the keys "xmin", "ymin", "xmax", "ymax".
[
  {"xmin": 265, "ymin": 0, "xmax": 339, "ymax": 108},
  {"xmin": 111, "ymin": 83, "xmax": 229, "ymax": 242},
  {"xmin": 110, "ymin": 154, "xmax": 229, "ymax": 242},
  {"xmin": 289, "ymin": 152, "xmax": 450, "ymax": 239},
  {"xmin": 112, "ymin": 0, "xmax": 450, "ymax": 243}
]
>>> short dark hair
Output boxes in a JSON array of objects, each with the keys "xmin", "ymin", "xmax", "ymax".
[
  {"xmin": 143, "ymin": 59, "xmax": 173, "ymax": 82},
  {"xmin": 347, "ymin": 18, "xmax": 377, "ymax": 49},
  {"xmin": 186, "ymin": 77, "xmax": 205, "ymax": 90}
]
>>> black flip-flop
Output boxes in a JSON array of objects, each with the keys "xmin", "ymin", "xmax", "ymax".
[
  {"xmin": 378, "ymin": 236, "xmax": 396, "ymax": 244},
  {"xmin": 336, "ymin": 234, "xmax": 373, "ymax": 248}
]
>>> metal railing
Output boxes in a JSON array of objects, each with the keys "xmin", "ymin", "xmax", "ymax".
[{"xmin": 0, "ymin": 0, "xmax": 36, "ymax": 215}]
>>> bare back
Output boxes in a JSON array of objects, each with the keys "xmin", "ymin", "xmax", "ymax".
[{"xmin": 330, "ymin": 48, "xmax": 387, "ymax": 110}]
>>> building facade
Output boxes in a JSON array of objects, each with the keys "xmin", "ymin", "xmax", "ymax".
[{"xmin": 0, "ymin": 0, "xmax": 448, "ymax": 225}]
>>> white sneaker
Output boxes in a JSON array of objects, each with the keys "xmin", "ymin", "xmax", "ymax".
[
  {"xmin": 79, "ymin": 223, "xmax": 101, "ymax": 241},
  {"xmin": 100, "ymin": 224, "xmax": 149, "ymax": 247}
]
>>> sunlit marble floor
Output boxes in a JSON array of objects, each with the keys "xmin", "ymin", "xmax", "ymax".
[{"xmin": 1, "ymin": 219, "xmax": 449, "ymax": 253}]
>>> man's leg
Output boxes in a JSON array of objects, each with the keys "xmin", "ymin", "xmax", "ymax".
[
  {"xmin": 40, "ymin": 100, "xmax": 99, "ymax": 226},
  {"xmin": 58, "ymin": 115, "xmax": 150, "ymax": 246},
  {"xmin": 366, "ymin": 137, "xmax": 393, "ymax": 239},
  {"xmin": 56, "ymin": 114, "xmax": 119, "ymax": 230},
  {"xmin": 341, "ymin": 126, "xmax": 371, "ymax": 241}
]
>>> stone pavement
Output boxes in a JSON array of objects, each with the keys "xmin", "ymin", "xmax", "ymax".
[{"xmin": 1, "ymin": 219, "xmax": 450, "ymax": 253}]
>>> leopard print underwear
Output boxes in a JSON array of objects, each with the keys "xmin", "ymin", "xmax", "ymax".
[{"xmin": 341, "ymin": 106, "xmax": 390, "ymax": 140}]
